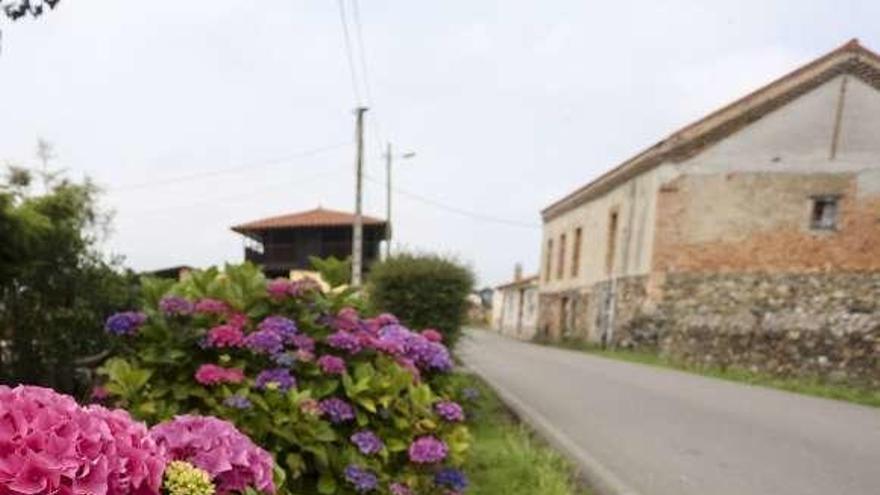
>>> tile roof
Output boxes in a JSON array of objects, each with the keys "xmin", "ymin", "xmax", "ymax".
[
  {"xmin": 542, "ymin": 39, "xmax": 880, "ymax": 221},
  {"xmin": 231, "ymin": 207, "xmax": 386, "ymax": 233}
]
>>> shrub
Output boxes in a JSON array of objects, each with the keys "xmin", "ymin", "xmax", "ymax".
[
  {"xmin": 367, "ymin": 254, "xmax": 474, "ymax": 348},
  {"xmin": 99, "ymin": 263, "xmax": 471, "ymax": 495}
]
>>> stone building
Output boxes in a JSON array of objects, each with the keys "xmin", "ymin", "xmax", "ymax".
[
  {"xmin": 492, "ymin": 265, "xmax": 539, "ymax": 339},
  {"xmin": 538, "ymin": 40, "xmax": 880, "ymax": 386}
]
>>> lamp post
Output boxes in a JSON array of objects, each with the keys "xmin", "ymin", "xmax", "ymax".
[{"xmin": 385, "ymin": 142, "xmax": 415, "ymax": 258}]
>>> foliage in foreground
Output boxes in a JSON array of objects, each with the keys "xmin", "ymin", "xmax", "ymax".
[
  {"xmin": 99, "ymin": 263, "xmax": 471, "ymax": 495},
  {"xmin": 454, "ymin": 374, "xmax": 582, "ymax": 495},
  {"xmin": 0, "ymin": 166, "xmax": 139, "ymax": 395},
  {"xmin": 367, "ymin": 254, "xmax": 474, "ymax": 348}
]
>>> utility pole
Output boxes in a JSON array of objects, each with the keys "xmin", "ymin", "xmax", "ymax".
[
  {"xmin": 385, "ymin": 142, "xmax": 393, "ymax": 259},
  {"xmin": 351, "ymin": 106, "xmax": 369, "ymax": 286}
]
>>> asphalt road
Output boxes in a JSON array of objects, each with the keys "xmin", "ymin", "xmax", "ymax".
[{"xmin": 459, "ymin": 329, "xmax": 880, "ymax": 495}]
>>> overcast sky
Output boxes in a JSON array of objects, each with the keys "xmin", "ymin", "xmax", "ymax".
[{"xmin": 2, "ymin": 1, "xmax": 878, "ymax": 286}]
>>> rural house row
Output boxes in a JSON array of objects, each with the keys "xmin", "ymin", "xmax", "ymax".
[{"xmin": 497, "ymin": 40, "xmax": 880, "ymax": 386}]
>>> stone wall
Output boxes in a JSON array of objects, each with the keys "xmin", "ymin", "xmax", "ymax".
[
  {"xmin": 621, "ymin": 272, "xmax": 880, "ymax": 387},
  {"xmin": 537, "ymin": 290, "xmax": 590, "ymax": 340}
]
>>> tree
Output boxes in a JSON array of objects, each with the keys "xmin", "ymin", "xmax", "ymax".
[{"xmin": 0, "ymin": 148, "xmax": 138, "ymax": 396}]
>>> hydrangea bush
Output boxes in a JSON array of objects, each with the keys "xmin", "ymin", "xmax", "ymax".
[
  {"xmin": 99, "ymin": 263, "xmax": 470, "ymax": 494},
  {"xmin": 0, "ymin": 385, "xmax": 273, "ymax": 495}
]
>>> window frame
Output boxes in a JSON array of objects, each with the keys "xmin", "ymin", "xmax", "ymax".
[{"xmin": 809, "ymin": 194, "xmax": 841, "ymax": 231}]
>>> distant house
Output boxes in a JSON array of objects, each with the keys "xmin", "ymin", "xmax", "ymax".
[
  {"xmin": 492, "ymin": 265, "xmax": 539, "ymax": 340},
  {"xmin": 144, "ymin": 265, "xmax": 194, "ymax": 280},
  {"xmin": 231, "ymin": 207, "xmax": 387, "ymax": 278}
]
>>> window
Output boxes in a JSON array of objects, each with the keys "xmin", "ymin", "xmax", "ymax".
[
  {"xmin": 571, "ymin": 227, "xmax": 582, "ymax": 278},
  {"xmin": 606, "ymin": 210, "xmax": 619, "ymax": 275},
  {"xmin": 557, "ymin": 234, "xmax": 566, "ymax": 280},
  {"xmin": 544, "ymin": 239, "xmax": 553, "ymax": 282},
  {"xmin": 810, "ymin": 196, "xmax": 840, "ymax": 230}
]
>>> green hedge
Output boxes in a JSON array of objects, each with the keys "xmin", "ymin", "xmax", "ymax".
[{"xmin": 367, "ymin": 253, "xmax": 474, "ymax": 348}]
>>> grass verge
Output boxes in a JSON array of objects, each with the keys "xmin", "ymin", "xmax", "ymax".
[
  {"xmin": 540, "ymin": 338, "xmax": 880, "ymax": 408},
  {"xmin": 454, "ymin": 373, "xmax": 585, "ymax": 495}
]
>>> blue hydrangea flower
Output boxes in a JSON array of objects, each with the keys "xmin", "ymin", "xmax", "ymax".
[
  {"xmin": 350, "ymin": 430, "xmax": 383, "ymax": 455},
  {"xmin": 435, "ymin": 468, "xmax": 468, "ymax": 492},
  {"xmin": 223, "ymin": 394, "xmax": 252, "ymax": 409},
  {"xmin": 344, "ymin": 465, "xmax": 378, "ymax": 493},
  {"xmin": 255, "ymin": 368, "xmax": 296, "ymax": 391},
  {"xmin": 104, "ymin": 311, "xmax": 147, "ymax": 336}
]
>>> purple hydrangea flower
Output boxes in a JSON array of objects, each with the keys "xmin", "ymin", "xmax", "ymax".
[
  {"xmin": 255, "ymin": 368, "xmax": 296, "ymax": 391},
  {"xmin": 317, "ymin": 355, "xmax": 347, "ymax": 375},
  {"xmin": 159, "ymin": 296, "xmax": 193, "ymax": 316},
  {"xmin": 350, "ymin": 430, "xmax": 383, "ymax": 455},
  {"xmin": 319, "ymin": 398, "xmax": 355, "ymax": 423},
  {"xmin": 435, "ymin": 401, "xmax": 465, "ymax": 422},
  {"xmin": 326, "ymin": 331, "xmax": 362, "ymax": 354},
  {"xmin": 291, "ymin": 334, "xmax": 315, "ymax": 352},
  {"xmin": 224, "ymin": 394, "xmax": 252, "ymax": 410},
  {"xmin": 408, "ymin": 436, "xmax": 448, "ymax": 464},
  {"xmin": 344, "ymin": 465, "xmax": 378, "ymax": 493},
  {"xmin": 104, "ymin": 311, "xmax": 147, "ymax": 336},
  {"xmin": 258, "ymin": 316, "xmax": 298, "ymax": 343},
  {"xmin": 244, "ymin": 329, "xmax": 284, "ymax": 355},
  {"xmin": 435, "ymin": 468, "xmax": 468, "ymax": 491}
]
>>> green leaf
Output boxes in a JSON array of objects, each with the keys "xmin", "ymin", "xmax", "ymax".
[{"xmin": 317, "ymin": 472, "xmax": 337, "ymax": 494}]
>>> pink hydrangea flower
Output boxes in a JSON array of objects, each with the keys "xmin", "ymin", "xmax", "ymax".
[
  {"xmin": 0, "ymin": 385, "xmax": 165, "ymax": 495},
  {"xmin": 267, "ymin": 279, "xmax": 294, "ymax": 299},
  {"xmin": 194, "ymin": 298, "xmax": 229, "ymax": 315},
  {"xmin": 150, "ymin": 415, "xmax": 276, "ymax": 494},
  {"xmin": 195, "ymin": 364, "xmax": 245, "ymax": 385},
  {"xmin": 317, "ymin": 355, "xmax": 347, "ymax": 375},
  {"xmin": 206, "ymin": 324, "xmax": 245, "ymax": 348}
]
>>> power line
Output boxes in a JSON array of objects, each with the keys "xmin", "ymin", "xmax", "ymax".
[
  {"xmin": 336, "ymin": 0, "xmax": 363, "ymax": 105},
  {"xmin": 109, "ymin": 141, "xmax": 352, "ymax": 192},
  {"xmin": 363, "ymin": 175, "xmax": 541, "ymax": 229},
  {"xmin": 350, "ymin": 0, "xmax": 373, "ymax": 104}
]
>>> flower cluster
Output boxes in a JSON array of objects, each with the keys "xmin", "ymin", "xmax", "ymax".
[
  {"xmin": 0, "ymin": 385, "xmax": 165, "ymax": 495},
  {"xmin": 206, "ymin": 324, "xmax": 245, "ymax": 348},
  {"xmin": 194, "ymin": 298, "xmax": 228, "ymax": 315},
  {"xmin": 435, "ymin": 400, "xmax": 465, "ymax": 422},
  {"xmin": 344, "ymin": 465, "xmax": 378, "ymax": 493},
  {"xmin": 435, "ymin": 468, "xmax": 469, "ymax": 492},
  {"xmin": 163, "ymin": 461, "xmax": 216, "ymax": 495},
  {"xmin": 255, "ymin": 368, "xmax": 296, "ymax": 391},
  {"xmin": 195, "ymin": 364, "xmax": 245, "ymax": 385},
  {"xmin": 160, "ymin": 296, "xmax": 194, "ymax": 316},
  {"xmin": 150, "ymin": 415, "xmax": 275, "ymax": 494},
  {"xmin": 350, "ymin": 430, "xmax": 384, "ymax": 455},
  {"xmin": 105, "ymin": 311, "xmax": 147, "ymax": 336},
  {"xmin": 317, "ymin": 354, "xmax": 347, "ymax": 375},
  {"xmin": 319, "ymin": 397, "xmax": 355, "ymax": 423},
  {"xmin": 408, "ymin": 436, "xmax": 449, "ymax": 464}
]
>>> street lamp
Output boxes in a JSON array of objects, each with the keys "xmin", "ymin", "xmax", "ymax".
[{"xmin": 385, "ymin": 143, "xmax": 415, "ymax": 258}]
